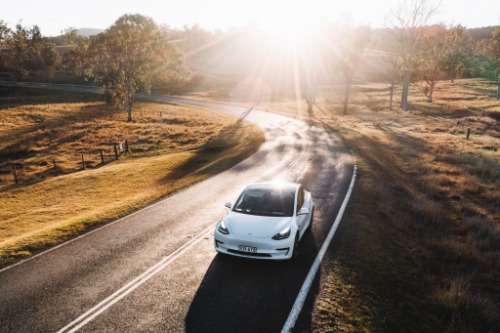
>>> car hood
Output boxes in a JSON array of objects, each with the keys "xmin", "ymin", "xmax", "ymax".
[{"xmin": 226, "ymin": 212, "xmax": 293, "ymax": 238}]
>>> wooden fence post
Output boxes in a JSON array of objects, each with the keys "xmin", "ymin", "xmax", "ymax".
[
  {"xmin": 82, "ymin": 154, "xmax": 86, "ymax": 170},
  {"xmin": 100, "ymin": 150, "xmax": 105, "ymax": 164},
  {"xmin": 13, "ymin": 164, "xmax": 18, "ymax": 184},
  {"xmin": 53, "ymin": 159, "xmax": 58, "ymax": 175},
  {"xmin": 466, "ymin": 128, "xmax": 471, "ymax": 140},
  {"xmin": 114, "ymin": 145, "xmax": 119, "ymax": 160},
  {"xmin": 125, "ymin": 139, "xmax": 129, "ymax": 153}
]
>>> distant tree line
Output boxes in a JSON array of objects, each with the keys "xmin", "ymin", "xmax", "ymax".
[
  {"xmin": 0, "ymin": 15, "xmax": 190, "ymax": 122},
  {"xmin": 0, "ymin": 0, "xmax": 499, "ymax": 119}
]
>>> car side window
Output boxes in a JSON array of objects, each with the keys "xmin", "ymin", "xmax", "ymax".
[{"xmin": 296, "ymin": 187, "xmax": 304, "ymax": 213}]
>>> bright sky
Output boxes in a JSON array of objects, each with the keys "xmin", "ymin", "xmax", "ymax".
[{"xmin": 1, "ymin": 0, "xmax": 499, "ymax": 36}]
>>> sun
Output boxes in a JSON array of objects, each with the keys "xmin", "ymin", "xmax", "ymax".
[{"xmin": 254, "ymin": 1, "xmax": 325, "ymax": 46}]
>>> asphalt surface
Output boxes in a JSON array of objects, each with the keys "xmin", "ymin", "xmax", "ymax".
[{"xmin": 0, "ymin": 81, "xmax": 354, "ymax": 332}]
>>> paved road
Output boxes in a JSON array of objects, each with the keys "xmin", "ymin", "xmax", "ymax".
[{"xmin": 0, "ymin": 81, "xmax": 354, "ymax": 332}]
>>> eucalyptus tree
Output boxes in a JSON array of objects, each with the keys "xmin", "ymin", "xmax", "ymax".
[
  {"xmin": 414, "ymin": 25, "xmax": 448, "ymax": 102},
  {"xmin": 390, "ymin": 0, "xmax": 441, "ymax": 110},
  {"xmin": 0, "ymin": 21, "xmax": 11, "ymax": 70},
  {"xmin": 61, "ymin": 29, "xmax": 92, "ymax": 82},
  {"xmin": 483, "ymin": 27, "xmax": 500, "ymax": 99},
  {"xmin": 443, "ymin": 25, "xmax": 472, "ymax": 83},
  {"xmin": 0, "ymin": 20, "xmax": 10, "ymax": 47},
  {"xmin": 90, "ymin": 14, "xmax": 189, "ymax": 121},
  {"xmin": 2, "ymin": 24, "xmax": 59, "ymax": 80}
]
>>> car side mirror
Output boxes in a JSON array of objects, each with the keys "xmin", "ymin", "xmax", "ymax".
[
  {"xmin": 298, "ymin": 207, "xmax": 310, "ymax": 215},
  {"xmin": 225, "ymin": 202, "xmax": 232, "ymax": 209}
]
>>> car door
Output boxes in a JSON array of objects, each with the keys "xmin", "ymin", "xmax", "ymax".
[{"xmin": 296, "ymin": 186, "xmax": 308, "ymax": 237}]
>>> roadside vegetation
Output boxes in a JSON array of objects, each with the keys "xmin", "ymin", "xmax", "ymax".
[
  {"xmin": 260, "ymin": 79, "xmax": 499, "ymax": 333},
  {"xmin": 0, "ymin": 89, "xmax": 264, "ymax": 267},
  {"xmin": 1, "ymin": 1, "xmax": 499, "ymax": 331}
]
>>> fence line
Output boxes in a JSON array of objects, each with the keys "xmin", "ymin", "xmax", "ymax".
[{"xmin": 0, "ymin": 139, "xmax": 131, "ymax": 186}]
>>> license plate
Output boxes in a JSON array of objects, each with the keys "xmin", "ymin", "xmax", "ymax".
[{"xmin": 238, "ymin": 245, "xmax": 257, "ymax": 253}]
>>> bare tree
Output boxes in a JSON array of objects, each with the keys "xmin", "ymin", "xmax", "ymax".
[
  {"xmin": 390, "ymin": 0, "xmax": 441, "ymax": 110},
  {"xmin": 331, "ymin": 25, "xmax": 371, "ymax": 114},
  {"xmin": 372, "ymin": 29, "xmax": 403, "ymax": 111},
  {"xmin": 387, "ymin": 52, "xmax": 403, "ymax": 110}
]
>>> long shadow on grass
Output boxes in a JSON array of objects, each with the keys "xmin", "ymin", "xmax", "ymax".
[
  {"xmin": 165, "ymin": 107, "xmax": 262, "ymax": 181},
  {"xmin": 460, "ymin": 81, "xmax": 498, "ymax": 99},
  {"xmin": 0, "ymin": 102, "xmax": 126, "ymax": 186},
  {"xmin": 326, "ymin": 123, "xmax": 500, "ymax": 332},
  {"xmin": 0, "ymin": 90, "xmax": 142, "ymax": 184},
  {"xmin": 0, "ymin": 103, "xmax": 121, "ymax": 161},
  {"xmin": 0, "ymin": 86, "xmax": 101, "ymax": 108}
]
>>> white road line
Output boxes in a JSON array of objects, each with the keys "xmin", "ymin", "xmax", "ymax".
[
  {"xmin": 1, "ymin": 82, "xmax": 315, "ymax": 331},
  {"xmin": 56, "ymin": 223, "xmax": 216, "ymax": 333},
  {"xmin": 55, "ymin": 126, "xmax": 309, "ymax": 332},
  {"xmin": 281, "ymin": 159, "xmax": 357, "ymax": 333},
  {"xmin": 0, "ymin": 198, "xmax": 166, "ymax": 274},
  {"xmin": 0, "ymin": 107, "xmax": 300, "ymax": 275},
  {"xmin": 57, "ymin": 129, "xmax": 307, "ymax": 332}
]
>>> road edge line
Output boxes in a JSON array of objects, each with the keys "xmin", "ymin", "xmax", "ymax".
[
  {"xmin": 56, "ymin": 223, "xmax": 216, "ymax": 333},
  {"xmin": 281, "ymin": 156, "xmax": 357, "ymax": 333}
]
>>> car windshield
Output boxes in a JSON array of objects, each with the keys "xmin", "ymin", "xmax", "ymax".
[{"xmin": 233, "ymin": 187, "xmax": 295, "ymax": 217}]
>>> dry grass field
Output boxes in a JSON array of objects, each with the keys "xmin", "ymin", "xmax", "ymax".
[
  {"xmin": 1, "ymin": 79, "xmax": 498, "ymax": 332},
  {"xmin": 0, "ymin": 88, "xmax": 264, "ymax": 267},
  {"xmin": 259, "ymin": 79, "xmax": 499, "ymax": 333}
]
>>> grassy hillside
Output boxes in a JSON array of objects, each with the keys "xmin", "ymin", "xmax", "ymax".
[{"xmin": 0, "ymin": 89, "xmax": 264, "ymax": 267}]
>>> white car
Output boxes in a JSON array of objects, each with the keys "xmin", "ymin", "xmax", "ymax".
[{"xmin": 214, "ymin": 182, "xmax": 314, "ymax": 260}]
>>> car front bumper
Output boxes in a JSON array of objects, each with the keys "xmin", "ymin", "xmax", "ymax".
[{"xmin": 214, "ymin": 231, "xmax": 293, "ymax": 260}]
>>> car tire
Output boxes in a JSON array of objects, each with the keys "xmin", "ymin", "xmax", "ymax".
[
  {"xmin": 291, "ymin": 233, "xmax": 300, "ymax": 261},
  {"xmin": 309, "ymin": 206, "xmax": 314, "ymax": 229},
  {"xmin": 305, "ymin": 207, "xmax": 314, "ymax": 235}
]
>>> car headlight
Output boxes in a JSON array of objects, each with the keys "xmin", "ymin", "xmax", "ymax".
[
  {"xmin": 218, "ymin": 219, "xmax": 229, "ymax": 234},
  {"xmin": 272, "ymin": 226, "xmax": 291, "ymax": 240}
]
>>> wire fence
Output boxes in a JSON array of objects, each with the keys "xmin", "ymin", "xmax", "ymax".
[{"xmin": 0, "ymin": 140, "xmax": 130, "ymax": 186}]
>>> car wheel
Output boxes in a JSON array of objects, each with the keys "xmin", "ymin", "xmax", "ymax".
[{"xmin": 291, "ymin": 233, "xmax": 300, "ymax": 261}]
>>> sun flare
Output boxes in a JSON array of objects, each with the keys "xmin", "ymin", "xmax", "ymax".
[{"xmin": 254, "ymin": 1, "xmax": 325, "ymax": 45}]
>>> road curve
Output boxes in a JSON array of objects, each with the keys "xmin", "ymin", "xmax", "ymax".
[{"xmin": 0, "ymin": 81, "xmax": 354, "ymax": 333}]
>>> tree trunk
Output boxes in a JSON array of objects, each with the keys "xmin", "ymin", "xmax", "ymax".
[
  {"xmin": 497, "ymin": 79, "xmax": 499, "ymax": 100},
  {"xmin": 306, "ymin": 99, "xmax": 313, "ymax": 114},
  {"xmin": 497, "ymin": 70, "xmax": 500, "ymax": 100},
  {"xmin": 389, "ymin": 80, "xmax": 395, "ymax": 111},
  {"xmin": 427, "ymin": 82, "xmax": 435, "ymax": 102},
  {"xmin": 304, "ymin": 91, "xmax": 314, "ymax": 115},
  {"xmin": 127, "ymin": 90, "xmax": 133, "ymax": 122},
  {"xmin": 400, "ymin": 70, "xmax": 411, "ymax": 111},
  {"xmin": 343, "ymin": 82, "xmax": 351, "ymax": 115}
]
